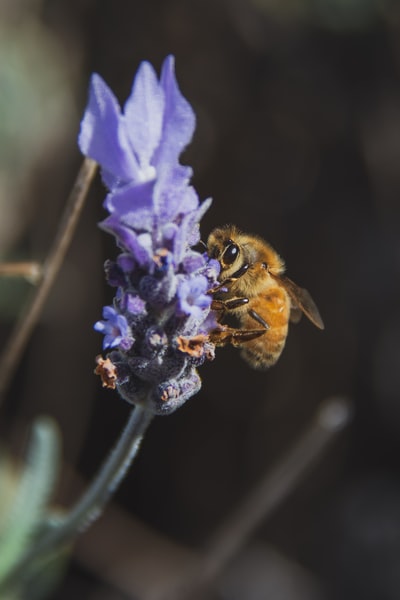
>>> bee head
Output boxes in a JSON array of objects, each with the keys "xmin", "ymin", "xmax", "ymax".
[
  {"xmin": 207, "ymin": 225, "xmax": 242, "ymax": 273},
  {"xmin": 221, "ymin": 239, "xmax": 240, "ymax": 267}
]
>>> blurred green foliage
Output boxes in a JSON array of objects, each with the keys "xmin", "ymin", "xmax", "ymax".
[{"xmin": 0, "ymin": 418, "xmax": 67, "ymax": 600}]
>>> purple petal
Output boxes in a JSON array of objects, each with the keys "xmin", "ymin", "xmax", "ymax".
[
  {"xmin": 116, "ymin": 253, "xmax": 136, "ymax": 273},
  {"xmin": 193, "ymin": 197, "xmax": 212, "ymax": 227},
  {"xmin": 186, "ymin": 197, "xmax": 213, "ymax": 246},
  {"xmin": 154, "ymin": 169, "xmax": 198, "ymax": 223},
  {"xmin": 153, "ymin": 56, "xmax": 196, "ymax": 175},
  {"xmin": 78, "ymin": 74, "xmax": 140, "ymax": 187},
  {"xmin": 161, "ymin": 222, "xmax": 179, "ymax": 243},
  {"xmin": 182, "ymin": 251, "xmax": 207, "ymax": 274},
  {"xmin": 204, "ymin": 257, "xmax": 221, "ymax": 281},
  {"xmin": 124, "ymin": 293, "xmax": 147, "ymax": 315},
  {"xmin": 198, "ymin": 310, "xmax": 220, "ymax": 335},
  {"xmin": 100, "ymin": 216, "xmax": 153, "ymax": 266},
  {"xmin": 94, "ymin": 306, "xmax": 133, "ymax": 350},
  {"xmin": 103, "ymin": 305, "xmax": 116, "ymax": 320},
  {"xmin": 104, "ymin": 179, "xmax": 155, "ymax": 231},
  {"xmin": 177, "ymin": 274, "xmax": 210, "ymax": 319},
  {"xmin": 124, "ymin": 61, "xmax": 165, "ymax": 169},
  {"xmin": 172, "ymin": 198, "xmax": 212, "ymax": 264}
]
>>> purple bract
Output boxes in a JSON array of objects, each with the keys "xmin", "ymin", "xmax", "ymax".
[{"xmin": 79, "ymin": 56, "xmax": 219, "ymax": 414}]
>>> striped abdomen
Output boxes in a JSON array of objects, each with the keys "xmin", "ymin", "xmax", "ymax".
[{"xmin": 239, "ymin": 286, "xmax": 290, "ymax": 369}]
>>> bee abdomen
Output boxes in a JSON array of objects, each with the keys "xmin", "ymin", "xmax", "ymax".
[{"xmin": 240, "ymin": 323, "xmax": 288, "ymax": 369}]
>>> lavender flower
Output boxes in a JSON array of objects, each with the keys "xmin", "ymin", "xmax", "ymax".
[
  {"xmin": 79, "ymin": 56, "xmax": 220, "ymax": 414},
  {"xmin": 94, "ymin": 306, "xmax": 134, "ymax": 351}
]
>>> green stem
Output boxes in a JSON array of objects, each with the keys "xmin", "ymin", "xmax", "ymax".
[
  {"xmin": 59, "ymin": 404, "xmax": 153, "ymax": 534},
  {"xmin": 1, "ymin": 404, "xmax": 153, "ymax": 590}
]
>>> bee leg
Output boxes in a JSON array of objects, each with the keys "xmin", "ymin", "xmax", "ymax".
[
  {"xmin": 210, "ymin": 326, "xmax": 267, "ymax": 347},
  {"xmin": 209, "ymin": 263, "xmax": 250, "ymax": 294},
  {"xmin": 211, "ymin": 297, "xmax": 249, "ymax": 314},
  {"xmin": 231, "ymin": 262, "xmax": 250, "ymax": 280},
  {"xmin": 248, "ymin": 308, "xmax": 269, "ymax": 330}
]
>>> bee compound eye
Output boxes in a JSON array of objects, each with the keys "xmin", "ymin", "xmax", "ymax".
[{"xmin": 223, "ymin": 242, "xmax": 239, "ymax": 265}]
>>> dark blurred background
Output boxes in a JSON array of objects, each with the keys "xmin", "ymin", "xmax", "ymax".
[{"xmin": 1, "ymin": 0, "xmax": 400, "ymax": 598}]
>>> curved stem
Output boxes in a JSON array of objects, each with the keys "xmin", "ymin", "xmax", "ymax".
[
  {"xmin": 0, "ymin": 158, "xmax": 98, "ymax": 404},
  {"xmin": 1, "ymin": 403, "xmax": 153, "ymax": 590},
  {"xmin": 58, "ymin": 404, "xmax": 153, "ymax": 535}
]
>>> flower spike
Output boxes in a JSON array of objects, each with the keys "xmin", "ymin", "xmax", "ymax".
[{"xmin": 79, "ymin": 56, "xmax": 218, "ymax": 414}]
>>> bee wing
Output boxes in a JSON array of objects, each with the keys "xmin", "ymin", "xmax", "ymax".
[
  {"xmin": 289, "ymin": 306, "xmax": 303, "ymax": 324},
  {"xmin": 278, "ymin": 275, "xmax": 325, "ymax": 330}
]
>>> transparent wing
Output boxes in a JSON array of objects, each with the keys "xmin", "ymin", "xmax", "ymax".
[
  {"xmin": 289, "ymin": 306, "xmax": 303, "ymax": 324},
  {"xmin": 277, "ymin": 275, "xmax": 325, "ymax": 330}
]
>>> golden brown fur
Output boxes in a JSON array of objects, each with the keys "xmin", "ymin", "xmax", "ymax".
[{"xmin": 207, "ymin": 225, "xmax": 324, "ymax": 369}]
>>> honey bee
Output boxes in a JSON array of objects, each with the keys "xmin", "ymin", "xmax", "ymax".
[{"xmin": 207, "ymin": 225, "xmax": 324, "ymax": 369}]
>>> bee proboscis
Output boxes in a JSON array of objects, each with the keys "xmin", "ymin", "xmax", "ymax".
[{"xmin": 207, "ymin": 225, "xmax": 324, "ymax": 369}]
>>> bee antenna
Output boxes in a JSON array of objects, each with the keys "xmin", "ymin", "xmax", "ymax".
[{"xmin": 198, "ymin": 239, "xmax": 207, "ymax": 251}]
